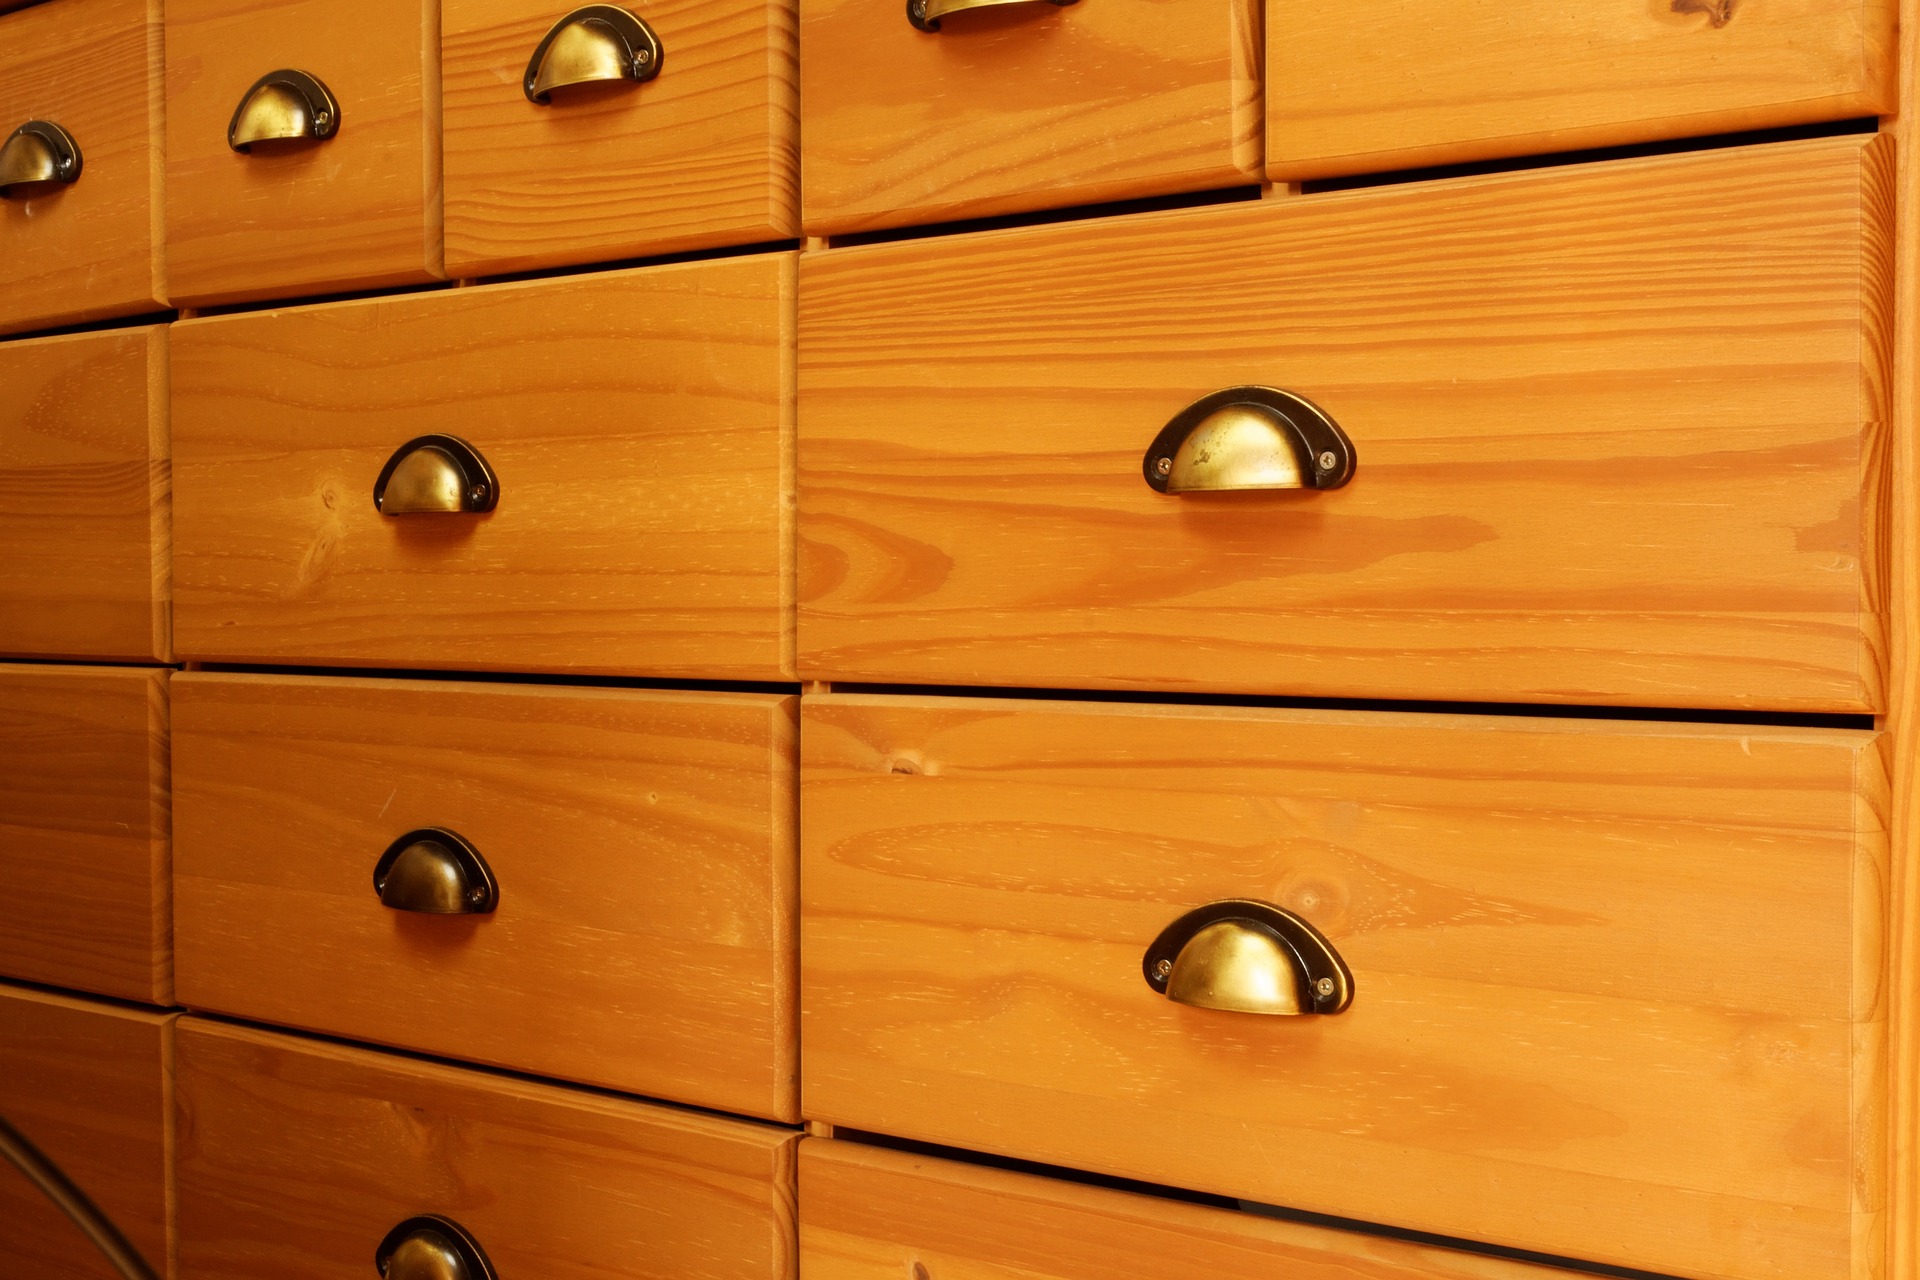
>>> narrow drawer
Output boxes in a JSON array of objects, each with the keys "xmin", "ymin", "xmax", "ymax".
[
  {"xmin": 799, "ymin": 134, "xmax": 1891, "ymax": 711},
  {"xmin": 172, "ymin": 254, "xmax": 794, "ymax": 679},
  {"xmin": 173, "ymin": 672, "xmax": 797, "ymax": 1120},
  {"xmin": 800, "ymin": 0, "xmax": 1260, "ymax": 235},
  {"xmin": 0, "ymin": 327, "xmax": 169, "ymax": 663},
  {"xmin": 163, "ymin": 0, "xmax": 441, "ymax": 304},
  {"xmin": 443, "ymin": 0, "xmax": 798, "ymax": 276},
  {"xmin": 801, "ymin": 695, "xmax": 1887, "ymax": 1280},
  {"xmin": 176, "ymin": 1017, "xmax": 799, "ymax": 1279},
  {"xmin": 0, "ymin": 665, "xmax": 169, "ymax": 1005},
  {"xmin": 0, "ymin": 0, "xmax": 164, "ymax": 336}
]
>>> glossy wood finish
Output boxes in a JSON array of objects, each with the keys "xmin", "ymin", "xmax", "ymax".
[
  {"xmin": 799, "ymin": 0, "xmax": 1260, "ymax": 235},
  {"xmin": 171, "ymin": 254, "xmax": 795, "ymax": 678},
  {"xmin": 0, "ymin": 665, "xmax": 169, "ymax": 1005},
  {"xmin": 176, "ymin": 1017, "xmax": 799, "ymax": 1280},
  {"xmin": 443, "ymin": 0, "xmax": 798, "ymax": 276},
  {"xmin": 799, "ymin": 135, "xmax": 1893, "ymax": 711},
  {"xmin": 801, "ymin": 695, "xmax": 1889, "ymax": 1280}
]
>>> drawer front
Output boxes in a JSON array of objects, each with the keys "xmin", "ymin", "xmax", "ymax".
[
  {"xmin": 176, "ymin": 1018, "xmax": 799, "ymax": 1280},
  {"xmin": 799, "ymin": 135, "xmax": 1891, "ymax": 711},
  {"xmin": 0, "ymin": 0, "xmax": 164, "ymax": 336},
  {"xmin": 799, "ymin": 0, "xmax": 1260, "ymax": 235},
  {"xmin": 172, "ymin": 254, "xmax": 794, "ymax": 679},
  {"xmin": 163, "ymin": 0, "xmax": 441, "ymax": 305},
  {"xmin": 0, "ymin": 327, "xmax": 168, "ymax": 662},
  {"xmin": 0, "ymin": 665, "xmax": 169, "ymax": 1004},
  {"xmin": 172, "ymin": 672, "xmax": 797, "ymax": 1119},
  {"xmin": 443, "ymin": 0, "xmax": 798, "ymax": 276},
  {"xmin": 801, "ymin": 696, "xmax": 1886, "ymax": 1280},
  {"xmin": 0, "ymin": 983, "xmax": 174, "ymax": 1280}
]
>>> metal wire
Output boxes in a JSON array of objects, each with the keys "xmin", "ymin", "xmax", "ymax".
[{"xmin": 0, "ymin": 1111, "xmax": 160, "ymax": 1280}]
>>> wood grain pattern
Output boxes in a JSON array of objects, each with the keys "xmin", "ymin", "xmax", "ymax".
[
  {"xmin": 171, "ymin": 254, "xmax": 795, "ymax": 678},
  {"xmin": 799, "ymin": 135, "xmax": 1893, "ymax": 711},
  {"xmin": 0, "ymin": 327, "xmax": 169, "ymax": 662},
  {"xmin": 172, "ymin": 671, "xmax": 798, "ymax": 1120},
  {"xmin": 443, "ymin": 0, "xmax": 798, "ymax": 277},
  {"xmin": 0, "ymin": 982, "xmax": 175, "ymax": 1280},
  {"xmin": 1267, "ymin": 0, "xmax": 1897, "ymax": 182},
  {"xmin": 800, "ymin": 694, "xmax": 1888, "ymax": 1280},
  {"xmin": 799, "ymin": 0, "xmax": 1260, "ymax": 236},
  {"xmin": 175, "ymin": 1017, "xmax": 798, "ymax": 1280},
  {"xmin": 0, "ymin": 664, "xmax": 169, "ymax": 1004},
  {"xmin": 163, "ymin": 0, "xmax": 443, "ymax": 304},
  {"xmin": 0, "ymin": 0, "xmax": 165, "ymax": 336}
]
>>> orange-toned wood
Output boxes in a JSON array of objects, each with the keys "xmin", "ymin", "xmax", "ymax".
[
  {"xmin": 175, "ymin": 1017, "xmax": 799, "ymax": 1279},
  {"xmin": 0, "ymin": 982, "xmax": 175, "ymax": 1280},
  {"xmin": 442, "ymin": 0, "xmax": 798, "ymax": 277},
  {"xmin": 799, "ymin": 134, "xmax": 1893, "ymax": 711},
  {"xmin": 172, "ymin": 671, "xmax": 798, "ymax": 1120},
  {"xmin": 0, "ymin": 0, "xmax": 165, "ymax": 336},
  {"xmin": 1268, "ymin": 0, "xmax": 1896, "ymax": 183},
  {"xmin": 801, "ymin": 695, "xmax": 1889, "ymax": 1280},
  {"xmin": 163, "ymin": 0, "xmax": 442, "ymax": 304},
  {"xmin": 799, "ymin": 0, "xmax": 1260, "ymax": 235},
  {"xmin": 0, "ymin": 665, "xmax": 169, "ymax": 1005},
  {"xmin": 171, "ymin": 254, "xmax": 795, "ymax": 679},
  {"xmin": 0, "ymin": 327, "xmax": 169, "ymax": 663}
]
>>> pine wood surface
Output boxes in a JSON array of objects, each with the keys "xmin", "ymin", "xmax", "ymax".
[
  {"xmin": 797, "ymin": 0, "xmax": 1260, "ymax": 236},
  {"xmin": 800, "ymin": 694, "xmax": 1888, "ymax": 1280},
  {"xmin": 0, "ymin": 664, "xmax": 169, "ymax": 1004},
  {"xmin": 442, "ymin": 0, "xmax": 798, "ymax": 277},
  {"xmin": 175, "ymin": 1017, "xmax": 799, "ymax": 1280},
  {"xmin": 798, "ymin": 135, "xmax": 1894, "ymax": 711},
  {"xmin": 171, "ymin": 671, "xmax": 798, "ymax": 1120},
  {"xmin": 170, "ymin": 254, "xmax": 795, "ymax": 679}
]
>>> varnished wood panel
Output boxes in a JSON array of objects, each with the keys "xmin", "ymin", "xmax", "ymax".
[
  {"xmin": 0, "ymin": 665, "xmax": 169, "ymax": 1004},
  {"xmin": 799, "ymin": 135, "xmax": 1893, "ymax": 711},
  {"xmin": 443, "ymin": 0, "xmax": 797, "ymax": 276},
  {"xmin": 171, "ymin": 255, "xmax": 794, "ymax": 678},
  {"xmin": 799, "ymin": 0, "xmax": 1260, "ymax": 236},
  {"xmin": 172, "ymin": 672, "xmax": 797, "ymax": 1120},
  {"xmin": 801, "ymin": 695, "xmax": 1888, "ymax": 1280},
  {"xmin": 176, "ymin": 1017, "xmax": 798, "ymax": 1280}
]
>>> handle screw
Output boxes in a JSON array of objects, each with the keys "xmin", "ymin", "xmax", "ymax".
[
  {"xmin": 314, "ymin": 111, "xmax": 330, "ymax": 128},
  {"xmin": 1316, "ymin": 451, "xmax": 1337, "ymax": 472},
  {"xmin": 633, "ymin": 48, "xmax": 652, "ymax": 68},
  {"xmin": 910, "ymin": 0, "xmax": 927, "ymax": 17},
  {"xmin": 1152, "ymin": 958, "xmax": 1173, "ymax": 980},
  {"xmin": 469, "ymin": 486, "xmax": 488, "ymax": 504},
  {"xmin": 1153, "ymin": 456, "xmax": 1173, "ymax": 477},
  {"xmin": 1314, "ymin": 977, "xmax": 1335, "ymax": 998}
]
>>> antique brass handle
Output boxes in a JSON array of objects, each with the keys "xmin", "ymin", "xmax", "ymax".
[
  {"xmin": 908, "ymin": 0, "xmax": 1077, "ymax": 30},
  {"xmin": 524, "ymin": 5, "xmax": 663, "ymax": 103},
  {"xmin": 1143, "ymin": 386, "xmax": 1355, "ymax": 494},
  {"xmin": 375, "ymin": 1216, "xmax": 497, "ymax": 1280},
  {"xmin": 1143, "ymin": 900, "xmax": 1353, "ymax": 1015},
  {"xmin": 0, "ymin": 121, "xmax": 82, "ymax": 197},
  {"xmin": 372, "ymin": 435, "xmax": 499, "ymax": 515},
  {"xmin": 228, "ymin": 69, "xmax": 340, "ymax": 152},
  {"xmin": 373, "ymin": 829, "xmax": 498, "ymax": 915}
]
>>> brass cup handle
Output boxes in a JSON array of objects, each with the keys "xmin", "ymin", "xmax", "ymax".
[
  {"xmin": 525, "ymin": 5, "xmax": 663, "ymax": 103},
  {"xmin": 372, "ymin": 435, "xmax": 499, "ymax": 515},
  {"xmin": 0, "ymin": 121, "xmax": 82, "ymax": 198},
  {"xmin": 375, "ymin": 1216, "xmax": 498, "ymax": 1280},
  {"xmin": 908, "ymin": 0, "xmax": 1077, "ymax": 31},
  {"xmin": 1144, "ymin": 386, "xmax": 1356, "ymax": 494},
  {"xmin": 228, "ymin": 69, "xmax": 340, "ymax": 152},
  {"xmin": 373, "ymin": 829, "xmax": 499, "ymax": 915},
  {"xmin": 1143, "ymin": 899, "xmax": 1353, "ymax": 1015}
]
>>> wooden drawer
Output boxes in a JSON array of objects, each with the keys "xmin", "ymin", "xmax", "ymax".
[
  {"xmin": 800, "ymin": 0, "xmax": 1259, "ymax": 236},
  {"xmin": 0, "ymin": 982, "xmax": 175, "ymax": 1280},
  {"xmin": 176, "ymin": 1017, "xmax": 799, "ymax": 1280},
  {"xmin": 443, "ymin": 0, "xmax": 798, "ymax": 277},
  {"xmin": 0, "ymin": 665, "xmax": 169, "ymax": 1005},
  {"xmin": 801, "ymin": 695, "xmax": 1887, "ymax": 1280},
  {"xmin": 172, "ymin": 671, "xmax": 797, "ymax": 1120},
  {"xmin": 799, "ymin": 134, "xmax": 1891, "ymax": 711},
  {"xmin": 163, "ymin": 0, "xmax": 441, "ymax": 305},
  {"xmin": 172, "ymin": 254, "xmax": 794, "ymax": 679},
  {"xmin": 0, "ymin": 0, "xmax": 164, "ymax": 336},
  {"xmin": 0, "ymin": 327, "xmax": 169, "ymax": 663}
]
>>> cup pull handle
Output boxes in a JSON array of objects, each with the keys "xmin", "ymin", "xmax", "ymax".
[
  {"xmin": 372, "ymin": 435, "xmax": 499, "ymax": 515},
  {"xmin": 1143, "ymin": 899, "xmax": 1353, "ymax": 1015},
  {"xmin": 908, "ymin": 0, "xmax": 1077, "ymax": 30},
  {"xmin": 373, "ymin": 829, "xmax": 499, "ymax": 915},
  {"xmin": 1144, "ymin": 386, "xmax": 1356, "ymax": 494},
  {"xmin": 228, "ymin": 69, "xmax": 340, "ymax": 152},
  {"xmin": 0, "ymin": 121, "xmax": 82, "ymax": 197},
  {"xmin": 524, "ymin": 5, "xmax": 663, "ymax": 103},
  {"xmin": 375, "ymin": 1215, "xmax": 498, "ymax": 1280}
]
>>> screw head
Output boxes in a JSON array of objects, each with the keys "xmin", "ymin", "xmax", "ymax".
[
  {"xmin": 314, "ymin": 111, "xmax": 331, "ymax": 128},
  {"xmin": 910, "ymin": 0, "xmax": 927, "ymax": 16},
  {"xmin": 1152, "ymin": 958, "xmax": 1173, "ymax": 981},
  {"xmin": 468, "ymin": 485, "xmax": 488, "ymax": 504},
  {"xmin": 1153, "ymin": 456, "xmax": 1173, "ymax": 477},
  {"xmin": 468, "ymin": 888, "xmax": 487, "ymax": 904},
  {"xmin": 1314, "ymin": 977, "xmax": 1336, "ymax": 998},
  {"xmin": 633, "ymin": 48, "xmax": 652, "ymax": 67},
  {"xmin": 1316, "ymin": 451, "xmax": 1337, "ymax": 472}
]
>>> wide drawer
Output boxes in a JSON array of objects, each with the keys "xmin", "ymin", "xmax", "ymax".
[
  {"xmin": 443, "ymin": 0, "xmax": 798, "ymax": 276},
  {"xmin": 0, "ymin": 665, "xmax": 169, "ymax": 1005},
  {"xmin": 0, "ymin": 0, "xmax": 165, "ymax": 336},
  {"xmin": 172, "ymin": 254, "xmax": 794, "ymax": 678},
  {"xmin": 173, "ymin": 672, "xmax": 797, "ymax": 1120},
  {"xmin": 801, "ymin": 695, "xmax": 1887, "ymax": 1280},
  {"xmin": 798, "ymin": 134, "xmax": 1891, "ymax": 711},
  {"xmin": 176, "ymin": 1017, "xmax": 799, "ymax": 1279},
  {"xmin": 799, "ymin": 0, "xmax": 1259, "ymax": 235}
]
